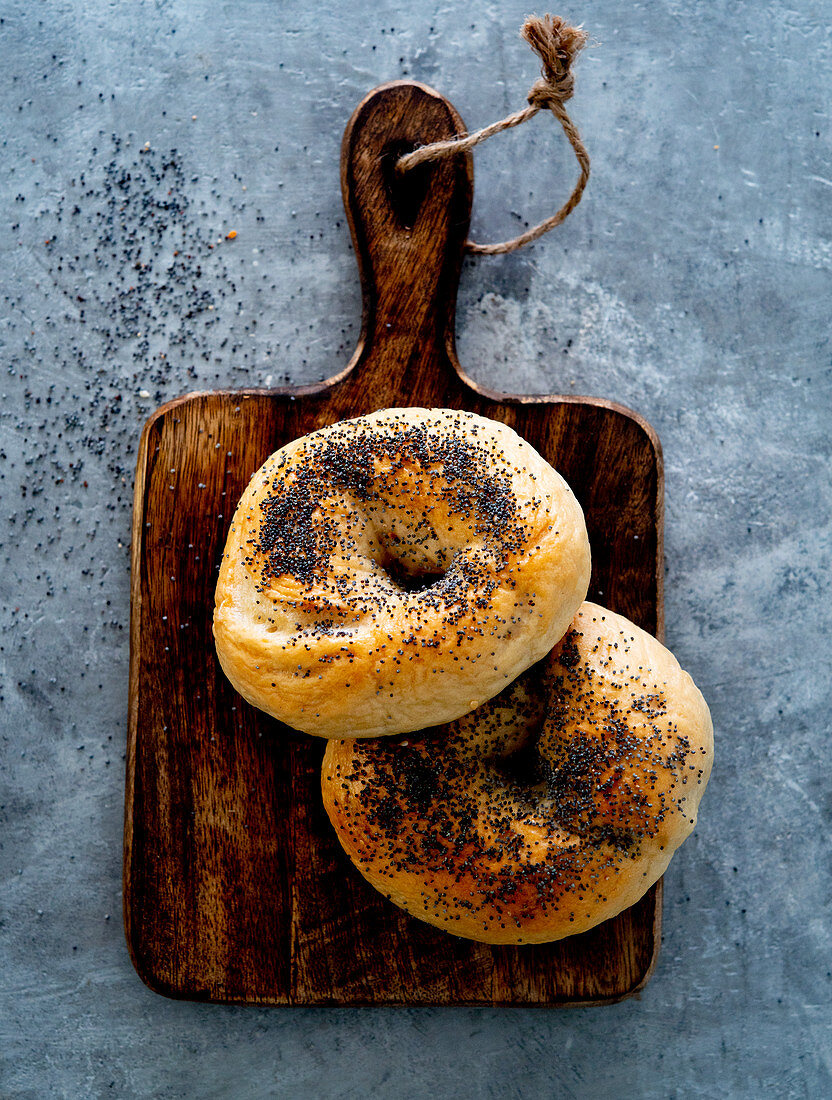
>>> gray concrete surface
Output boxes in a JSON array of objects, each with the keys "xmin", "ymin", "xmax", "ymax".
[{"xmin": 1, "ymin": 1, "xmax": 830, "ymax": 1096}]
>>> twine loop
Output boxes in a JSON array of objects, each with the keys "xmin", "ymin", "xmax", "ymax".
[{"xmin": 397, "ymin": 14, "xmax": 590, "ymax": 256}]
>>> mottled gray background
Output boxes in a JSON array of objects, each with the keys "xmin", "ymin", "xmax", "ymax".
[{"xmin": 1, "ymin": 0, "xmax": 830, "ymax": 1096}]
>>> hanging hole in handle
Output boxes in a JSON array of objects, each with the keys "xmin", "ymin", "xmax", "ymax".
[{"xmin": 381, "ymin": 141, "xmax": 433, "ymax": 230}]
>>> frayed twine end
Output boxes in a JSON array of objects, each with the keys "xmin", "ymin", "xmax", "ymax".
[{"xmin": 522, "ymin": 14, "xmax": 588, "ymax": 108}]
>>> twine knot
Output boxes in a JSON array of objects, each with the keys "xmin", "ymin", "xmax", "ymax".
[{"xmin": 523, "ymin": 15, "xmax": 587, "ymax": 109}]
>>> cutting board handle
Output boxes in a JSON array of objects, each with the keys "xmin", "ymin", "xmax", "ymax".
[{"xmin": 340, "ymin": 81, "xmax": 473, "ymax": 394}]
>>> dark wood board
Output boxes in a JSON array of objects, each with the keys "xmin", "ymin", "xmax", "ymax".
[{"xmin": 125, "ymin": 81, "xmax": 664, "ymax": 1005}]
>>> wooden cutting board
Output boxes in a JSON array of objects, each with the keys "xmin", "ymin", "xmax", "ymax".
[{"xmin": 125, "ymin": 81, "xmax": 664, "ymax": 1005}]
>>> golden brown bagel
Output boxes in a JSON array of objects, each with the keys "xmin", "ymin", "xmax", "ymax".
[
  {"xmin": 214, "ymin": 408, "xmax": 590, "ymax": 738},
  {"xmin": 322, "ymin": 602, "xmax": 713, "ymax": 944}
]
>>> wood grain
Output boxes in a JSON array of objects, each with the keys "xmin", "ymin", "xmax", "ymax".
[{"xmin": 125, "ymin": 81, "xmax": 664, "ymax": 1005}]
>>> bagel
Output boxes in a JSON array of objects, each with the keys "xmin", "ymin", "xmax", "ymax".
[
  {"xmin": 322, "ymin": 602, "xmax": 713, "ymax": 944},
  {"xmin": 213, "ymin": 408, "xmax": 590, "ymax": 738}
]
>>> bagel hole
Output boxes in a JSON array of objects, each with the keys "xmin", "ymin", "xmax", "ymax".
[
  {"xmin": 493, "ymin": 736, "xmax": 545, "ymax": 789},
  {"xmin": 383, "ymin": 557, "xmax": 447, "ymax": 594},
  {"xmin": 381, "ymin": 141, "xmax": 431, "ymax": 229}
]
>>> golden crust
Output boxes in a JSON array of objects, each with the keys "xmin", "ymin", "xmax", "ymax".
[
  {"xmin": 322, "ymin": 602, "xmax": 714, "ymax": 944},
  {"xmin": 213, "ymin": 408, "xmax": 590, "ymax": 737}
]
